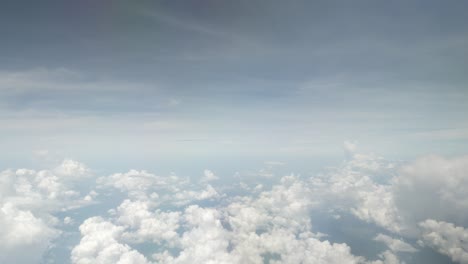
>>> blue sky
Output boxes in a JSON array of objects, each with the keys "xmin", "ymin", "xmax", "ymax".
[{"xmin": 0, "ymin": 1, "xmax": 468, "ymax": 264}]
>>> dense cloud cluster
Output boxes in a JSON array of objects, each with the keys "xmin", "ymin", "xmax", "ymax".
[
  {"xmin": 308, "ymin": 150, "xmax": 404, "ymax": 234},
  {"xmin": 71, "ymin": 216, "xmax": 151, "ymax": 264},
  {"xmin": 1, "ymin": 147, "xmax": 468, "ymax": 263},
  {"xmin": 73, "ymin": 175, "xmax": 369, "ymax": 264},
  {"xmin": 0, "ymin": 160, "xmax": 94, "ymax": 263}
]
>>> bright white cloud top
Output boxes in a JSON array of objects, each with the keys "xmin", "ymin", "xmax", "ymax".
[{"xmin": 1, "ymin": 145, "xmax": 467, "ymax": 263}]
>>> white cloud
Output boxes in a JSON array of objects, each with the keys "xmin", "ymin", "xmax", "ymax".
[
  {"xmin": 54, "ymin": 159, "xmax": 91, "ymax": 179},
  {"xmin": 87, "ymin": 149, "xmax": 468, "ymax": 263},
  {"xmin": 157, "ymin": 205, "xmax": 233, "ymax": 264},
  {"xmin": 374, "ymin": 233, "xmax": 418, "ymax": 253},
  {"xmin": 98, "ymin": 169, "xmax": 220, "ymax": 206},
  {"xmin": 368, "ymin": 250, "xmax": 400, "ymax": 264},
  {"xmin": 171, "ymin": 184, "xmax": 220, "ymax": 206},
  {"xmin": 116, "ymin": 199, "xmax": 181, "ymax": 245},
  {"xmin": 200, "ymin": 169, "xmax": 219, "ymax": 182},
  {"xmin": 3, "ymin": 149, "xmax": 468, "ymax": 263},
  {"xmin": 71, "ymin": 217, "xmax": 150, "ymax": 264},
  {"xmin": 310, "ymin": 148, "xmax": 468, "ymax": 239},
  {"xmin": 237, "ymin": 229, "xmax": 365, "ymax": 264},
  {"xmin": 97, "ymin": 170, "xmax": 186, "ymax": 202},
  {"xmin": 152, "ymin": 194, "xmax": 365, "ymax": 264},
  {"xmin": 87, "ymin": 147, "xmax": 448, "ymax": 263},
  {"xmin": 307, "ymin": 147, "xmax": 468, "ymax": 262},
  {"xmin": 64, "ymin": 216, "xmax": 74, "ymax": 225},
  {"xmin": 77, "ymin": 174, "xmax": 377, "ymax": 264},
  {"xmin": 0, "ymin": 202, "xmax": 60, "ymax": 263},
  {"xmin": 419, "ymin": 219, "xmax": 468, "ymax": 264},
  {"xmin": 309, "ymin": 152, "xmax": 404, "ymax": 234},
  {"xmin": 0, "ymin": 160, "xmax": 96, "ymax": 263}
]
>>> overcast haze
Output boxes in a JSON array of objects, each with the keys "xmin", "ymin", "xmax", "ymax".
[{"xmin": 1, "ymin": 1, "xmax": 468, "ymax": 264}]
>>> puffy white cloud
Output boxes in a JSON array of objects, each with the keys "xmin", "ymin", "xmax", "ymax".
[
  {"xmin": 171, "ymin": 184, "xmax": 221, "ymax": 206},
  {"xmin": 54, "ymin": 159, "xmax": 91, "ymax": 178},
  {"xmin": 4, "ymin": 149, "xmax": 468, "ymax": 263},
  {"xmin": 64, "ymin": 216, "xmax": 74, "ymax": 225},
  {"xmin": 368, "ymin": 250, "xmax": 400, "ymax": 264},
  {"xmin": 309, "ymin": 153, "xmax": 404, "ymax": 234},
  {"xmin": 258, "ymin": 230, "xmax": 364, "ymax": 264},
  {"xmin": 418, "ymin": 219, "xmax": 468, "ymax": 264},
  {"xmin": 306, "ymin": 148, "xmax": 468, "ymax": 262},
  {"xmin": 155, "ymin": 205, "xmax": 234, "ymax": 264},
  {"xmin": 153, "ymin": 199, "xmax": 366, "ymax": 264},
  {"xmin": 1, "ymin": 160, "xmax": 94, "ymax": 211},
  {"xmin": 97, "ymin": 170, "xmax": 182, "ymax": 200},
  {"xmin": 234, "ymin": 175, "xmax": 316, "ymax": 232},
  {"xmin": 310, "ymin": 150, "xmax": 468, "ymax": 238},
  {"xmin": 200, "ymin": 169, "xmax": 219, "ymax": 182},
  {"xmin": 0, "ymin": 159, "xmax": 96, "ymax": 263},
  {"xmin": 116, "ymin": 199, "xmax": 181, "ymax": 245},
  {"xmin": 349, "ymin": 183, "xmax": 402, "ymax": 234},
  {"xmin": 77, "ymin": 149, "xmax": 468, "ymax": 263},
  {"xmin": 83, "ymin": 175, "xmax": 373, "ymax": 264},
  {"xmin": 0, "ymin": 202, "xmax": 60, "ymax": 263},
  {"xmin": 374, "ymin": 233, "xmax": 417, "ymax": 253},
  {"xmin": 98, "ymin": 169, "xmax": 219, "ymax": 205},
  {"xmin": 71, "ymin": 217, "xmax": 150, "ymax": 264}
]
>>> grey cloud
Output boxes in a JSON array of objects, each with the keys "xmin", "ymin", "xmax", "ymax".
[{"xmin": 393, "ymin": 155, "xmax": 468, "ymax": 231}]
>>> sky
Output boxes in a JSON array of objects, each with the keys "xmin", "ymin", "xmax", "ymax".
[{"xmin": 1, "ymin": 1, "xmax": 468, "ymax": 264}]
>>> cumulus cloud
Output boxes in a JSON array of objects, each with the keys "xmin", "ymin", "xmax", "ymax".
[
  {"xmin": 71, "ymin": 217, "xmax": 150, "ymax": 264},
  {"xmin": 116, "ymin": 199, "xmax": 181, "ymax": 245},
  {"xmin": 0, "ymin": 159, "xmax": 95, "ymax": 263},
  {"xmin": 3, "ymin": 148, "xmax": 468, "ymax": 263},
  {"xmin": 155, "ymin": 205, "xmax": 234, "ymax": 263},
  {"xmin": 0, "ymin": 202, "xmax": 60, "ymax": 263},
  {"xmin": 98, "ymin": 169, "xmax": 220, "ymax": 206},
  {"xmin": 309, "ymin": 150, "xmax": 468, "ymax": 241},
  {"xmin": 97, "ymin": 170, "xmax": 181, "ymax": 200},
  {"xmin": 74, "ymin": 173, "xmax": 397, "ymax": 264},
  {"xmin": 309, "ymin": 152, "xmax": 404, "ymax": 233},
  {"xmin": 157, "ymin": 193, "xmax": 366, "ymax": 264},
  {"xmin": 308, "ymin": 148, "xmax": 468, "ymax": 263},
  {"xmin": 374, "ymin": 233, "xmax": 418, "ymax": 253},
  {"xmin": 75, "ymin": 147, "xmax": 464, "ymax": 264},
  {"xmin": 419, "ymin": 220, "xmax": 468, "ymax": 264},
  {"xmin": 368, "ymin": 250, "xmax": 400, "ymax": 264},
  {"xmin": 200, "ymin": 169, "xmax": 219, "ymax": 182},
  {"xmin": 54, "ymin": 159, "xmax": 91, "ymax": 178},
  {"xmin": 171, "ymin": 184, "xmax": 221, "ymax": 206}
]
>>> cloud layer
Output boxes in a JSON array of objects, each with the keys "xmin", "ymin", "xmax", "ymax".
[{"xmin": 1, "ymin": 147, "xmax": 467, "ymax": 263}]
